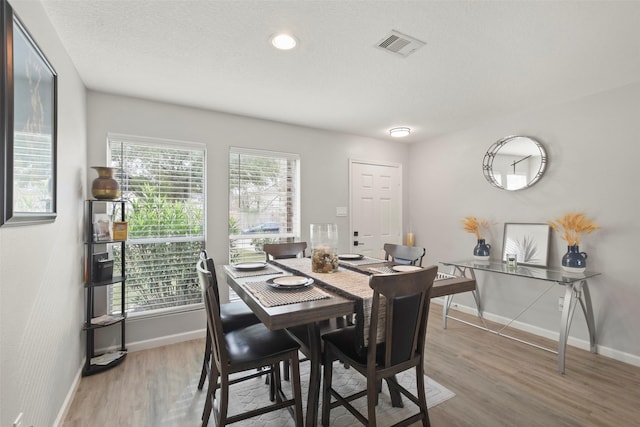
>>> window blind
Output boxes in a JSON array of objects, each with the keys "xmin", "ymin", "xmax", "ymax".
[
  {"xmin": 108, "ymin": 135, "xmax": 205, "ymax": 315},
  {"xmin": 228, "ymin": 147, "xmax": 300, "ymax": 264}
]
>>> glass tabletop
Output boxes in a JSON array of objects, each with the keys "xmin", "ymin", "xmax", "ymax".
[{"xmin": 440, "ymin": 260, "xmax": 600, "ymax": 283}]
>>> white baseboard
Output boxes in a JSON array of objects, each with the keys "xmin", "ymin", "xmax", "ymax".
[
  {"xmin": 53, "ymin": 364, "xmax": 83, "ymax": 427},
  {"xmin": 125, "ymin": 328, "xmax": 206, "ymax": 353},
  {"xmin": 431, "ymin": 298, "xmax": 640, "ymax": 368}
]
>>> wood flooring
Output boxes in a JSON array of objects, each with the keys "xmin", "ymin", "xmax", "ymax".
[{"xmin": 62, "ymin": 304, "xmax": 640, "ymax": 426}]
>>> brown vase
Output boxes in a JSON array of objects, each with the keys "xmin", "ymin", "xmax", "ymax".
[{"xmin": 91, "ymin": 166, "xmax": 121, "ymax": 200}]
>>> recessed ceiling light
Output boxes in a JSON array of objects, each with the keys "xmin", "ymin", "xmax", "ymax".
[
  {"xmin": 389, "ymin": 127, "xmax": 411, "ymax": 138},
  {"xmin": 270, "ymin": 33, "xmax": 297, "ymax": 50}
]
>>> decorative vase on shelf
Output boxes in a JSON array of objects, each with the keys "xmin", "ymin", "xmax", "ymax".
[
  {"xmin": 562, "ymin": 245, "xmax": 587, "ymax": 273},
  {"xmin": 473, "ymin": 239, "xmax": 491, "ymax": 261},
  {"xmin": 91, "ymin": 166, "xmax": 121, "ymax": 200}
]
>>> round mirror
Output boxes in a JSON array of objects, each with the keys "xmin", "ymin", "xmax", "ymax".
[{"xmin": 482, "ymin": 136, "xmax": 547, "ymax": 191}]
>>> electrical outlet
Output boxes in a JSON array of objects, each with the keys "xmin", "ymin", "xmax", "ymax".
[
  {"xmin": 558, "ymin": 297, "xmax": 564, "ymax": 312},
  {"xmin": 13, "ymin": 412, "xmax": 23, "ymax": 427}
]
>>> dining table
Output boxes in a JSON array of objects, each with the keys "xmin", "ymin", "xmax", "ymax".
[{"xmin": 224, "ymin": 256, "xmax": 476, "ymax": 427}]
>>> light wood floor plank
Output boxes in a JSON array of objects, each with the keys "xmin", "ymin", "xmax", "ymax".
[{"xmin": 62, "ymin": 304, "xmax": 640, "ymax": 426}]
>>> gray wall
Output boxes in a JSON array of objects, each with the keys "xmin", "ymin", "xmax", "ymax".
[
  {"xmin": 0, "ymin": 1, "xmax": 87, "ymax": 426},
  {"xmin": 86, "ymin": 91, "xmax": 411, "ymax": 350},
  {"xmin": 409, "ymin": 81, "xmax": 640, "ymax": 365}
]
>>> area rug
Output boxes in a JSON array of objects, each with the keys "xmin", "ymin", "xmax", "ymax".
[{"xmin": 201, "ymin": 362, "xmax": 455, "ymax": 426}]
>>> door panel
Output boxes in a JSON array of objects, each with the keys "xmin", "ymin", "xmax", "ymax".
[{"xmin": 350, "ymin": 161, "xmax": 402, "ymax": 259}]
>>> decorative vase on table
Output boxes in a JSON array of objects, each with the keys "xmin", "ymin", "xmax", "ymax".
[
  {"xmin": 473, "ymin": 239, "xmax": 491, "ymax": 262},
  {"xmin": 91, "ymin": 166, "xmax": 121, "ymax": 200},
  {"xmin": 562, "ymin": 245, "xmax": 587, "ymax": 273},
  {"xmin": 310, "ymin": 223, "xmax": 339, "ymax": 273}
]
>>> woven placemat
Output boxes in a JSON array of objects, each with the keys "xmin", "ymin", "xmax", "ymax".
[
  {"xmin": 243, "ymin": 281, "xmax": 332, "ymax": 307},
  {"xmin": 224, "ymin": 264, "xmax": 284, "ymax": 278},
  {"xmin": 369, "ymin": 266, "xmax": 396, "ymax": 274},
  {"xmin": 339, "ymin": 256, "xmax": 385, "ymax": 266}
]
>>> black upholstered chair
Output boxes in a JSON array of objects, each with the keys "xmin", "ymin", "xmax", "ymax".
[
  {"xmin": 321, "ymin": 266, "xmax": 438, "ymax": 427},
  {"xmin": 197, "ymin": 251, "xmax": 260, "ymax": 390},
  {"xmin": 263, "ymin": 242, "xmax": 307, "ymax": 260},
  {"xmin": 383, "ymin": 243, "xmax": 426, "ymax": 266},
  {"xmin": 197, "ymin": 258, "xmax": 304, "ymax": 427}
]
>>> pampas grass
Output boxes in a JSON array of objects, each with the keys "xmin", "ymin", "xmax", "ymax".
[
  {"xmin": 549, "ymin": 212, "xmax": 600, "ymax": 246},
  {"xmin": 462, "ymin": 216, "xmax": 490, "ymax": 239}
]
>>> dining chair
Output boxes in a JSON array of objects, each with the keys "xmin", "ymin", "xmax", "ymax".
[
  {"xmin": 197, "ymin": 251, "xmax": 260, "ymax": 390},
  {"xmin": 321, "ymin": 266, "xmax": 438, "ymax": 427},
  {"xmin": 197, "ymin": 259, "xmax": 304, "ymax": 427},
  {"xmin": 263, "ymin": 241, "xmax": 307, "ymax": 260},
  {"xmin": 383, "ymin": 243, "xmax": 426, "ymax": 266}
]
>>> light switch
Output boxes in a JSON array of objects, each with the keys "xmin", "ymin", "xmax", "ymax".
[{"xmin": 336, "ymin": 206, "xmax": 348, "ymax": 217}]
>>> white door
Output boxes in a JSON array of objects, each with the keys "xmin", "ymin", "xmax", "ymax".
[{"xmin": 349, "ymin": 160, "xmax": 402, "ymax": 259}]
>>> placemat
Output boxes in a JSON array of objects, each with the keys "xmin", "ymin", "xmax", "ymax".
[
  {"xmin": 224, "ymin": 264, "xmax": 284, "ymax": 278},
  {"xmin": 243, "ymin": 281, "xmax": 332, "ymax": 307},
  {"xmin": 435, "ymin": 272, "xmax": 456, "ymax": 281},
  {"xmin": 339, "ymin": 256, "xmax": 385, "ymax": 266},
  {"xmin": 369, "ymin": 266, "xmax": 396, "ymax": 274},
  {"xmin": 270, "ymin": 258, "xmax": 386, "ymax": 350}
]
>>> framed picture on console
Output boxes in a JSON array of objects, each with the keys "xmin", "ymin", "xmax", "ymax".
[
  {"xmin": 1, "ymin": 0, "xmax": 57, "ymax": 226},
  {"xmin": 502, "ymin": 223, "xmax": 550, "ymax": 267}
]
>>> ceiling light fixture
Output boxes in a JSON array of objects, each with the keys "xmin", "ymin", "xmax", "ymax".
[
  {"xmin": 389, "ymin": 127, "xmax": 411, "ymax": 138},
  {"xmin": 270, "ymin": 33, "xmax": 298, "ymax": 50}
]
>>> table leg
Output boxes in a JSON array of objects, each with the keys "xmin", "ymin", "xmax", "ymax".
[
  {"xmin": 558, "ymin": 283, "xmax": 579, "ymax": 374},
  {"xmin": 442, "ymin": 266, "xmax": 482, "ymax": 329},
  {"xmin": 442, "ymin": 294, "xmax": 452, "ymax": 329},
  {"xmin": 578, "ymin": 280, "xmax": 597, "ymax": 353},
  {"xmin": 305, "ymin": 322, "xmax": 321, "ymax": 427}
]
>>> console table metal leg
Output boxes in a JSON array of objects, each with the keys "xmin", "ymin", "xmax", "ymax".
[
  {"xmin": 442, "ymin": 266, "xmax": 482, "ymax": 328},
  {"xmin": 558, "ymin": 283, "xmax": 579, "ymax": 374},
  {"xmin": 579, "ymin": 280, "xmax": 597, "ymax": 353},
  {"xmin": 442, "ymin": 294, "xmax": 452, "ymax": 329}
]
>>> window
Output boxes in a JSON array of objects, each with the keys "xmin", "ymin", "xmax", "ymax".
[
  {"xmin": 229, "ymin": 147, "xmax": 300, "ymax": 264},
  {"xmin": 108, "ymin": 134, "xmax": 205, "ymax": 316}
]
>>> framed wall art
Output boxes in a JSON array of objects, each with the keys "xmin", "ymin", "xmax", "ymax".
[
  {"xmin": 1, "ymin": 0, "xmax": 57, "ymax": 226},
  {"xmin": 502, "ymin": 223, "xmax": 550, "ymax": 267}
]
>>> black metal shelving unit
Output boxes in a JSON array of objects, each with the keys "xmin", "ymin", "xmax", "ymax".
[{"xmin": 82, "ymin": 199, "xmax": 127, "ymax": 376}]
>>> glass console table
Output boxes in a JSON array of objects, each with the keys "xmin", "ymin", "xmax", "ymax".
[{"xmin": 440, "ymin": 260, "xmax": 600, "ymax": 374}]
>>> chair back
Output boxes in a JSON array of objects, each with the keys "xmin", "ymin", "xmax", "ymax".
[
  {"xmin": 196, "ymin": 258, "xmax": 230, "ymax": 370},
  {"xmin": 383, "ymin": 243, "xmax": 426, "ymax": 266},
  {"xmin": 368, "ymin": 266, "xmax": 438, "ymax": 368},
  {"xmin": 263, "ymin": 242, "xmax": 307, "ymax": 260},
  {"xmin": 198, "ymin": 250, "xmax": 222, "ymax": 307}
]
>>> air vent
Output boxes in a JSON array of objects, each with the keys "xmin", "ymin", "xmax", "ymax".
[{"xmin": 375, "ymin": 30, "xmax": 425, "ymax": 57}]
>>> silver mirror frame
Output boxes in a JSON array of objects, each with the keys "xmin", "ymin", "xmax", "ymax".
[{"xmin": 482, "ymin": 136, "xmax": 547, "ymax": 191}]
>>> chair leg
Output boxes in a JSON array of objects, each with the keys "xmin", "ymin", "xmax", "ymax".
[
  {"xmin": 289, "ymin": 352, "xmax": 304, "ymax": 427},
  {"xmin": 367, "ymin": 375, "xmax": 378, "ymax": 427},
  {"xmin": 198, "ymin": 330, "xmax": 212, "ymax": 390},
  {"xmin": 321, "ymin": 351, "xmax": 333, "ymax": 427},
  {"xmin": 217, "ymin": 374, "xmax": 230, "ymax": 427},
  {"xmin": 201, "ymin": 359, "xmax": 216, "ymax": 426},
  {"xmin": 415, "ymin": 366, "xmax": 431, "ymax": 427}
]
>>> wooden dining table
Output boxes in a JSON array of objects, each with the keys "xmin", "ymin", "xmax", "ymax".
[{"xmin": 224, "ymin": 257, "xmax": 476, "ymax": 427}]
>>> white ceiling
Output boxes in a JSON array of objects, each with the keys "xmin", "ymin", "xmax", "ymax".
[{"xmin": 40, "ymin": 0, "xmax": 640, "ymax": 143}]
